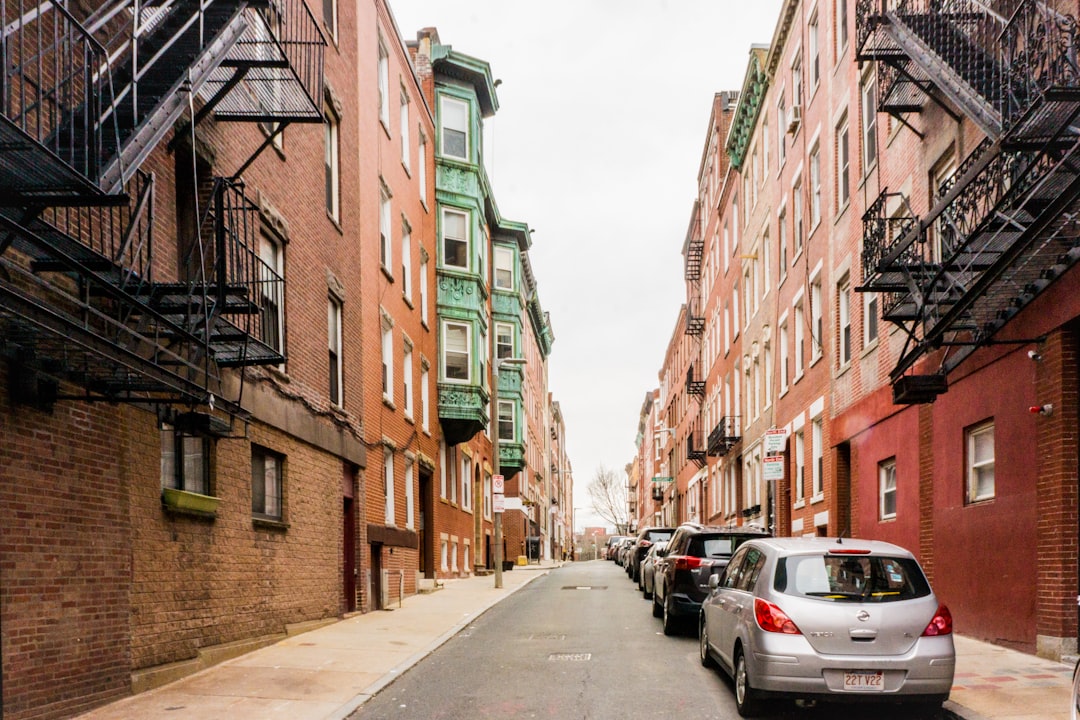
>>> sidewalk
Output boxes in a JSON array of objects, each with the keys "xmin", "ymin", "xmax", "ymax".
[{"xmin": 72, "ymin": 560, "xmax": 1075, "ymax": 720}]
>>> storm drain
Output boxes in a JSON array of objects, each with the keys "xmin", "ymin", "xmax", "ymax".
[
  {"xmin": 548, "ymin": 653, "xmax": 592, "ymax": 661},
  {"xmin": 561, "ymin": 585, "xmax": 607, "ymax": 590},
  {"xmin": 528, "ymin": 633, "xmax": 567, "ymax": 641}
]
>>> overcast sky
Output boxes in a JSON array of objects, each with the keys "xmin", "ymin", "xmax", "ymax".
[{"xmin": 387, "ymin": 1, "xmax": 784, "ymax": 531}]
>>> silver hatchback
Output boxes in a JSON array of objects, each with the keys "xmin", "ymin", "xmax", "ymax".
[{"xmin": 699, "ymin": 537, "xmax": 954, "ymax": 717}]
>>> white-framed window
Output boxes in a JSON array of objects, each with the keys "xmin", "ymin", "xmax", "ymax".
[
  {"xmin": 420, "ymin": 256, "xmax": 429, "ymax": 326},
  {"xmin": 484, "ymin": 472, "xmax": 492, "ymax": 520},
  {"xmin": 793, "ymin": 178, "xmax": 804, "ymax": 255},
  {"xmin": 440, "ymin": 537, "xmax": 448, "ymax": 571},
  {"xmin": 381, "ymin": 318, "xmax": 393, "ymax": 402},
  {"xmin": 322, "ymin": 0, "xmax": 337, "ymax": 42},
  {"xmin": 791, "ymin": 53, "xmax": 803, "ymax": 115},
  {"xmin": 498, "ymin": 399, "xmax": 515, "ymax": 441},
  {"xmin": 811, "ymin": 278, "xmax": 823, "ymax": 361},
  {"xmin": 380, "ymin": 186, "xmax": 392, "ymax": 272},
  {"xmin": 383, "ymin": 448, "xmax": 395, "ymax": 525},
  {"xmin": 451, "ymin": 539, "xmax": 459, "ymax": 571},
  {"xmin": 779, "ymin": 319, "xmax": 790, "ymax": 391},
  {"xmin": 838, "ymin": 274, "xmax": 851, "ymax": 366},
  {"xmin": 864, "ymin": 288, "xmax": 879, "ymax": 346},
  {"xmin": 761, "ymin": 229, "xmax": 771, "ymax": 298},
  {"xmin": 812, "ymin": 417, "xmax": 823, "ymax": 498},
  {"xmin": 764, "ymin": 344, "xmax": 773, "ymax": 407},
  {"xmin": 778, "ymin": 207, "xmax": 788, "ymax": 281},
  {"xmin": 966, "ymin": 421, "xmax": 995, "ymax": 503},
  {"xmin": 401, "ymin": 220, "xmax": 413, "ymax": 301},
  {"xmin": 836, "ymin": 113, "xmax": 850, "ymax": 210},
  {"xmin": 794, "ymin": 299, "xmax": 805, "ymax": 378},
  {"xmin": 421, "ymin": 364, "xmax": 430, "ymax": 432},
  {"xmin": 440, "ymin": 95, "xmax": 469, "ymax": 160},
  {"xmin": 328, "ymin": 296, "xmax": 342, "ymax": 406},
  {"xmin": 403, "ymin": 342, "xmax": 414, "ymax": 419},
  {"xmin": 808, "ymin": 11, "xmax": 820, "ymax": 93},
  {"xmin": 251, "ymin": 445, "xmax": 283, "ymax": 520},
  {"xmin": 930, "ymin": 152, "xmax": 958, "ymax": 262},
  {"xmin": 879, "ymin": 458, "xmax": 897, "ymax": 520},
  {"xmin": 439, "ymin": 442, "xmax": 448, "ymax": 499},
  {"xmin": 495, "ymin": 322, "xmax": 514, "ymax": 359},
  {"xmin": 494, "ymin": 246, "xmax": 514, "ymax": 289},
  {"xmin": 835, "ymin": 0, "xmax": 849, "ymax": 61},
  {"xmin": 861, "ymin": 73, "xmax": 878, "ymax": 172},
  {"xmin": 324, "ymin": 102, "xmax": 340, "ymax": 222},
  {"xmin": 400, "ymin": 89, "xmax": 410, "ymax": 170},
  {"xmin": 377, "ymin": 41, "xmax": 390, "ymax": 129},
  {"xmin": 794, "ymin": 429, "xmax": 805, "ymax": 502},
  {"xmin": 443, "ymin": 321, "xmax": 471, "ymax": 382},
  {"xmin": 441, "ymin": 207, "xmax": 469, "ymax": 270},
  {"xmin": 810, "ymin": 143, "xmax": 822, "ymax": 228},
  {"xmin": 419, "ymin": 133, "xmax": 428, "ymax": 207},
  {"xmin": 461, "ymin": 453, "xmax": 472, "ymax": 511},
  {"xmin": 732, "ymin": 282, "xmax": 740, "ymax": 339},
  {"xmin": 258, "ymin": 230, "xmax": 284, "ymax": 357},
  {"xmin": 405, "ymin": 458, "xmax": 415, "ymax": 529}
]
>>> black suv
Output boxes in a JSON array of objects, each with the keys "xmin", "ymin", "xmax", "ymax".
[
  {"xmin": 652, "ymin": 523, "xmax": 769, "ymax": 635},
  {"xmin": 627, "ymin": 526, "xmax": 675, "ymax": 584}
]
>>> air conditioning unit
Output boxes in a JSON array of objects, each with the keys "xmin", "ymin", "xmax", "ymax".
[{"xmin": 787, "ymin": 105, "xmax": 802, "ymax": 134}]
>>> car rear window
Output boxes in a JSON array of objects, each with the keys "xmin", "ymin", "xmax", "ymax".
[
  {"xmin": 645, "ymin": 531, "xmax": 673, "ymax": 542},
  {"xmin": 690, "ymin": 536, "xmax": 735, "ymax": 557},
  {"xmin": 774, "ymin": 554, "xmax": 932, "ymax": 603}
]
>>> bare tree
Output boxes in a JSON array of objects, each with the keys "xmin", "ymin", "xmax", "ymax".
[{"xmin": 587, "ymin": 464, "xmax": 629, "ymax": 534}]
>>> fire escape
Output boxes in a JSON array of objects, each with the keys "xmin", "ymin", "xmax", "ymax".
[
  {"xmin": 683, "ymin": 200, "xmax": 706, "ymax": 470},
  {"xmin": 0, "ymin": 0, "xmax": 324, "ymax": 418},
  {"xmin": 707, "ymin": 416, "xmax": 741, "ymax": 457},
  {"xmin": 856, "ymin": 0, "xmax": 1080, "ymax": 402}
]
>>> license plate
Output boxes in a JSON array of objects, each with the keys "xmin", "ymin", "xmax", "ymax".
[{"xmin": 843, "ymin": 671, "xmax": 883, "ymax": 691}]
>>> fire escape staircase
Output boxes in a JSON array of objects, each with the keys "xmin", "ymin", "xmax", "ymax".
[
  {"xmin": 685, "ymin": 364, "xmax": 705, "ymax": 396},
  {"xmin": 0, "ymin": 0, "xmax": 324, "ymax": 413},
  {"xmin": 856, "ymin": 0, "xmax": 1080, "ymax": 403},
  {"xmin": 707, "ymin": 416, "xmax": 741, "ymax": 458},
  {"xmin": 687, "ymin": 425, "xmax": 707, "ymax": 468}
]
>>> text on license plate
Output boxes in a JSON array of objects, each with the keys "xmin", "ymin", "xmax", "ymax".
[{"xmin": 843, "ymin": 671, "xmax": 883, "ymax": 691}]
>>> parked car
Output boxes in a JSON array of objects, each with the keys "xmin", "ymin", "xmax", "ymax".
[
  {"xmin": 615, "ymin": 537, "xmax": 635, "ymax": 567},
  {"xmin": 652, "ymin": 523, "xmax": 769, "ymax": 635},
  {"xmin": 699, "ymin": 537, "xmax": 954, "ymax": 717},
  {"xmin": 640, "ymin": 541, "xmax": 668, "ymax": 599},
  {"xmin": 627, "ymin": 526, "xmax": 675, "ymax": 584},
  {"xmin": 604, "ymin": 535, "xmax": 628, "ymax": 560},
  {"xmin": 1072, "ymin": 658, "xmax": 1080, "ymax": 720}
]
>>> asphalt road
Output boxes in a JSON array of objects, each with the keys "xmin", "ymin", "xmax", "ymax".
[{"xmin": 351, "ymin": 560, "xmax": 945, "ymax": 720}]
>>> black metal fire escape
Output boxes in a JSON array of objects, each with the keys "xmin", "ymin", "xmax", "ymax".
[
  {"xmin": 0, "ymin": 0, "xmax": 324, "ymax": 416},
  {"xmin": 687, "ymin": 424, "xmax": 707, "ymax": 467},
  {"xmin": 707, "ymin": 416, "xmax": 741, "ymax": 458},
  {"xmin": 856, "ymin": 0, "xmax": 1080, "ymax": 403}
]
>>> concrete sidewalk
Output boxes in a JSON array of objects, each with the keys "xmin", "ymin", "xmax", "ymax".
[{"xmin": 73, "ymin": 560, "xmax": 1076, "ymax": 720}]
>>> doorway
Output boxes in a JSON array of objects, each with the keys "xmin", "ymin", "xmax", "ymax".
[
  {"xmin": 419, "ymin": 467, "xmax": 435, "ymax": 579},
  {"xmin": 343, "ymin": 496, "xmax": 356, "ymax": 612},
  {"xmin": 371, "ymin": 542, "xmax": 383, "ymax": 610}
]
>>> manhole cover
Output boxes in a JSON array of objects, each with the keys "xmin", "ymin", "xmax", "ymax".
[{"xmin": 548, "ymin": 653, "xmax": 591, "ymax": 661}]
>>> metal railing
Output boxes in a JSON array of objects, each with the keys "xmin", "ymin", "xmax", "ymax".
[{"xmin": 1001, "ymin": 0, "xmax": 1080, "ymax": 135}]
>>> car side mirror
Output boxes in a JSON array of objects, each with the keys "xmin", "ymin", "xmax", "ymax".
[{"xmin": 709, "ymin": 574, "xmax": 721, "ymax": 590}]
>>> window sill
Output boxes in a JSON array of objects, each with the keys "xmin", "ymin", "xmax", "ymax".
[
  {"xmin": 383, "ymin": 397, "xmax": 396, "ymax": 410},
  {"xmin": 381, "ymin": 265, "xmax": 395, "ymax": 283},
  {"xmin": 253, "ymin": 516, "xmax": 290, "ymax": 532},
  {"xmin": 794, "ymin": 499, "xmax": 806, "ymax": 510},
  {"xmin": 811, "ymin": 493, "xmax": 825, "ymax": 505},
  {"xmin": 162, "ymin": 488, "xmax": 220, "ymax": 519},
  {"xmin": 326, "ymin": 210, "xmax": 343, "ymax": 234}
]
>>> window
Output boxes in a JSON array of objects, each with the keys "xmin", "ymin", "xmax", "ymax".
[
  {"xmin": 380, "ymin": 186, "xmax": 392, "ymax": 271},
  {"xmin": 328, "ymin": 297, "xmax": 342, "ymax": 405},
  {"xmin": 494, "ymin": 246, "xmax": 514, "ymax": 289},
  {"xmin": 779, "ymin": 319, "xmax": 790, "ymax": 391},
  {"xmin": 838, "ymin": 274, "xmax": 851, "ymax": 366},
  {"xmin": 793, "ymin": 179, "xmax": 804, "ymax": 255},
  {"xmin": 811, "ymin": 278, "xmax": 823, "ymax": 360},
  {"xmin": 809, "ymin": 12, "xmax": 820, "ymax": 92},
  {"xmin": 778, "ymin": 208, "xmax": 788, "ymax": 280},
  {"xmin": 405, "ymin": 459, "xmax": 415, "ymax": 529},
  {"xmin": 384, "ymin": 449, "xmax": 395, "ymax": 524},
  {"xmin": 761, "ymin": 229, "xmax": 771, "ymax": 297},
  {"xmin": 400, "ymin": 90, "xmax": 410, "ymax": 169},
  {"xmin": 258, "ymin": 230, "xmax": 283, "ymax": 357},
  {"xmin": 161, "ymin": 424, "xmax": 210, "ymax": 495},
  {"xmin": 864, "ymin": 289, "xmax": 879, "ymax": 346},
  {"xmin": 836, "ymin": 0, "xmax": 848, "ymax": 59},
  {"xmin": 732, "ymin": 282, "xmax": 740, "ymax": 339},
  {"xmin": 377, "ymin": 42, "xmax": 389, "ymax": 129},
  {"xmin": 418, "ymin": 133, "xmax": 428, "ymax": 206},
  {"xmin": 794, "ymin": 429, "xmax": 805, "ymax": 501},
  {"xmin": 461, "ymin": 453, "xmax": 472, "ymax": 510},
  {"xmin": 792, "ymin": 53, "xmax": 803, "ymax": 113},
  {"xmin": 401, "ymin": 221, "xmax": 412, "ymax": 301},
  {"xmin": 794, "ymin": 300, "xmax": 805, "ymax": 377},
  {"xmin": 439, "ymin": 443, "xmax": 448, "ymax": 499},
  {"xmin": 879, "ymin": 459, "xmax": 896, "ymax": 520},
  {"xmin": 420, "ymin": 256, "xmax": 429, "ymax": 325},
  {"xmin": 484, "ymin": 472, "xmax": 492, "ymax": 520},
  {"xmin": 323, "ymin": 0, "xmax": 336, "ymax": 41},
  {"xmin": 777, "ymin": 94, "xmax": 787, "ymax": 165},
  {"xmin": 861, "ymin": 74, "xmax": 878, "ymax": 172},
  {"xmin": 496, "ymin": 322, "xmax": 514, "ymax": 359},
  {"xmin": 440, "ymin": 95, "xmax": 469, "ymax": 160},
  {"xmin": 966, "ymin": 422, "xmax": 995, "ymax": 503},
  {"xmin": 812, "ymin": 417, "xmax": 823, "ymax": 498},
  {"xmin": 403, "ymin": 343, "xmax": 414, "ymax": 419},
  {"xmin": 498, "ymin": 400, "xmax": 515, "ymax": 442},
  {"xmin": 810, "ymin": 144, "xmax": 821, "ymax": 227},
  {"xmin": 442, "ymin": 208, "xmax": 469, "ymax": 269},
  {"xmin": 836, "ymin": 114, "xmax": 850, "ymax": 210},
  {"xmin": 930, "ymin": 152, "xmax": 958, "ymax": 262},
  {"xmin": 252, "ymin": 446, "xmax": 283, "ymax": 520},
  {"xmin": 443, "ymin": 321, "xmax": 470, "ymax": 382},
  {"xmin": 421, "ymin": 364, "xmax": 430, "ymax": 432},
  {"xmin": 324, "ymin": 103, "xmax": 340, "ymax": 222}
]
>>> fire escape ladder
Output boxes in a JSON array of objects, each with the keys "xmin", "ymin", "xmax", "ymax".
[
  {"xmin": 684, "ymin": 295, "xmax": 705, "ymax": 336},
  {"xmin": 687, "ymin": 425, "xmax": 707, "ymax": 468},
  {"xmin": 686, "ymin": 364, "xmax": 706, "ymax": 396}
]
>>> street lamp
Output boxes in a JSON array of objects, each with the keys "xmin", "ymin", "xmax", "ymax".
[{"xmin": 493, "ymin": 356, "xmax": 526, "ymax": 589}]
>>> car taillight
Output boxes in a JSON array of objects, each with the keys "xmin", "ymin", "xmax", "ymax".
[
  {"xmin": 754, "ymin": 598, "xmax": 801, "ymax": 634},
  {"xmin": 640, "ymin": 540, "xmax": 652, "ymax": 549},
  {"xmin": 673, "ymin": 555, "xmax": 703, "ymax": 570},
  {"xmin": 922, "ymin": 604, "xmax": 953, "ymax": 636}
]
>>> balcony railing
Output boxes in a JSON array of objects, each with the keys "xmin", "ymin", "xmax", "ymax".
[{"xmin": 707, "ymin": 416, "xmax": 741, "ymax": 457}]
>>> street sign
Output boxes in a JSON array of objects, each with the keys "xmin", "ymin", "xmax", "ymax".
[
  {"xmin": 493, "ymin": 493, "xmax": 505, "ymax": 513},
  {"xmin": 763, "ymin": 455, "xmax": 785, "ymax": 481},
  {"xmin": 493, "ymin": 474, "xmax": 504, "ymax": 493},
  {"xmin": 652, "ymin": 476, "xmax": 674, "ymax": 483},
  {"xmin": 764, "ymin": 428, "xmax": 788, "ymax": 454}
]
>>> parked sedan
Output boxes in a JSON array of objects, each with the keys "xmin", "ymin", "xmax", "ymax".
[
  {"xmin": 699, "ymin": 537, "xmax": 954, "ymax": 717},
  {"xmin": 627, "ymin": 526, "xmax": 675, "ymax": 583},
  {"xmin": 640, "ymin": 541, "xmax": 667, "ymax": 599}
]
